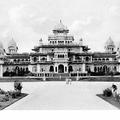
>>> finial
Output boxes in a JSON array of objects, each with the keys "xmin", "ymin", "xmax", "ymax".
[
  {"xmin": 80, "ymin": 38, "xmax": 83, "ymax": 41},
  {"xmin": 11, "ymin": 32, "xmax": 14, "ymax": 41},
  {"xmin": 39, "ymin": 38, "xmax": 42, "ymax": 41}
]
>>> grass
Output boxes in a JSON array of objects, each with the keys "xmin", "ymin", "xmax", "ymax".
[
  {"xmin": 0, "ymin": 93, "xmax": 28, "ymax": 110},
  {"xmin": 97, "ymin": 94, "xmax": 120, "ymax": 109}
]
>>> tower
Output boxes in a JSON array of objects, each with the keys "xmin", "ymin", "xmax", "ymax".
[
  {"xmin": 48, "ymin": 20, "xmax": 74, "ymax": 45},
  {"xmin": 8, "ymin": 38, "xmax": 18, "ymax": 54},
  {"xmin": 104, "ymin": 36, "xmax": 115, "ymax": 53}
]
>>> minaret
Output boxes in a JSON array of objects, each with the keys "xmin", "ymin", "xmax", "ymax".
[
  {"xmin": 8, "ymin": 37, "xmax": 18, "ymax": 54},
  {"xmin": 104, "ymin": 36, "xmax": 115, "ymax": 53},
  {"xmin": 39, "ymin": 38, "xmax": 43, "ymax": 53}
]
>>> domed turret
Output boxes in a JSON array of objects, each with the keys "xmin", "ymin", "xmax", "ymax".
[
  {"xmin": 8, "ymin": 38, "xmax": 18, "ymax": 54},
  {"xmin": 117, "ymin": 42, "xmax": 120, "ymax": 55},
  {"xmin": 104, "ymin": 36, "xmax": 115, "ymax": 53}
]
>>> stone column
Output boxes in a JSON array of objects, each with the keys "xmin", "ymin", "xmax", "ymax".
[
  {"xmin": 0, "ymin": 64, "xmax": 3, "ymax": 77},
  {"xmin": 37, "ymin": 64, "xmax": 40, "ymax": 73},
  {"xmin": 28, "ymin": 65, "xmax": 32, "ymax": 73},
  {"xmin": 82, "ymin": 63, "xmax": 86, "ymax": 73},
  {"xmin": 90, "ymin": 65, "xmax": 94, "ymax": 72},
  {"xmin": 117, "ymin": 64, "xmax": 120, "ymax": 72},
  {"xmin": 47, "ymin": 55, "xmax": 50, "ymax": 61},
  {"xmin": 54, "ymin": 66, "xmax": 58, "ymax": 73},
  {"xmin": 0, "ymin": 65, "xmax": 3, "ymax": 77}
]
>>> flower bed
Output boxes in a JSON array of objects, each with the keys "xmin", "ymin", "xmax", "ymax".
[
  {"xmin": 97, "ymin": 85, "xmax": 120, "ymax": 109},
  {"xmin": 0, "ymin": 89, "xmax": 28, "ymax": 110},
  {"xmin": 97, "ymin": 94, "xmax": 120, "ymax": 109}
]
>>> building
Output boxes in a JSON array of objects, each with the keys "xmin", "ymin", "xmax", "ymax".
[{"xmin": 0, "ymin": 20, "xmax": 120, "ymax": 78}]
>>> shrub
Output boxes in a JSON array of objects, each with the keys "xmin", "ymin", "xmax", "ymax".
[
  {"xmin": 0, "ymin": 95, "xmax": 9, "ymax": 102},
  {"xmin": 103, "ymin": 88, "xmax": 112, "ymax": 97},
  {"xmin": 14, "ymin": 81, "xmax": 22, "ymax": 92},
  {"xmin": 7, "ymin": 91, "xmax": 21, "ymax": 98}
]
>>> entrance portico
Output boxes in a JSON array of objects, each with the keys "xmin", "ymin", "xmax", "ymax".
[
  {"xmin": 58, "ymin": 64, "xmax": 64, "ymax": 73},
  {"xmin": 54, "ymin": 63, "xmax": 68, "ymax": 73}
]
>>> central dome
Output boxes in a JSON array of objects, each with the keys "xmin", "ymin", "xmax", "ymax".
[{"xmin": 53, "ymin": 20, "xmax": 68, "ymax": 32}]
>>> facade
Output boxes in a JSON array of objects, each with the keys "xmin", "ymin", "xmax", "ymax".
[{"xmin": 0, "ymin": 20, "xmax": 120, "ymax": 78}]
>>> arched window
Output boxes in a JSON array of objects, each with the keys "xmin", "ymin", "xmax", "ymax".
[
  {"xmin": 86, "ymin": 57, "xmax": 90, "ymax": 62},
  {"xmin": 32, "ymin": 66, "xmax": 37, "ymax": 72},
  {"xmin": 49, "ymin": 66, "xmax": 54, "ymax": 72},
  {"xmin": 94, "ymin": 67, "xmax": 97, "ymax": 73},
  {"xmin": 68, "ymin": 66, "xmax": 73, "ymax": 73},
  {"xmin": 102, "ymin": 58, "xmax": 105, "ymax": 61},
  {"xmin": 33, "ymin": 57, "xmax": 37, "ymax": 62},
  {"xmin": 114, "ymin": 66, "xmax": 117, "ymax": 72}
]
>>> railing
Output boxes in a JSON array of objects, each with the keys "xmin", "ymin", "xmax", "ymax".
[{"xmin": 34, "ymin": 72, "xmax": 88, "ymax": 77}]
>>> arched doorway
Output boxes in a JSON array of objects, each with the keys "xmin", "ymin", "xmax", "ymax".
[
  {"xmin": 49, "ymin": 66, "xmax": 54, "ymax": 72},
  {"xmin": 68, "ymin": 66, "xmax": 73, "ymax": 73},
  {"xmin": 58, "ymin": 64, "xmax": 64, "ymax": 73}
]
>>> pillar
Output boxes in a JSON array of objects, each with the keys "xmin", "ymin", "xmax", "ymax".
[
  {"xmin": 82, "ymin": 63, "xmax": 86, "ymax": 73},
  {"xmin": 37, "ymin": 64, "xmax": 40, "ymax": 73},
  {"xmin": 0, "ymin": 64, "xmax": 3, "ymax": 77}
]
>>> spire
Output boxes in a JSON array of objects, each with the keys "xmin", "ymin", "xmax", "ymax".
[{"xmin": 79, "ymin": 38, "xmax": 83, "ymax": 46}]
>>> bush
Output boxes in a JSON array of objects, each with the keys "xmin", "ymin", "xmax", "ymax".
[
  {"xmin": 14, "ymin": 81, "xmax": 22, "ymax": 92},
  {"xmin": 0, "ymin": 94, "xmax": 9, "ymax": 102},
  {"xmin": 103, "ymin": 88, "xmax": 112, "ymax": 97}
]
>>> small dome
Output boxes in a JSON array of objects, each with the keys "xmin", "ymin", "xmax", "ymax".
[
  {"xmin": 8, "ymin": 38, "xmax": 17, "ymax": 48},
  {"xmin": 53, "ymin": 20, "xmax": 68, "ymax": 31},
  {"xmin": 105, "ymin": 36, "xmax": 115, "ymax": 47},
  {"xmin": 117, "ymin": 42, "xmax": 120, "ymax": 51}
]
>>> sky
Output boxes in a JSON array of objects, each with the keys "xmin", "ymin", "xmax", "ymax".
[{"xmin": 0, "ymin": 0, "xmax": 120, "ymax": 53}]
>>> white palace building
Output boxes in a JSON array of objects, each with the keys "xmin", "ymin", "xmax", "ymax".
[{"xmin": 0, "ymin": 20, "xmax": 120, "ymax": 78}]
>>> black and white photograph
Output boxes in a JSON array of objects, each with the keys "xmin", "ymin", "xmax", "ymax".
[{"xmin": 0, "ymin": 0, "xmax": 120, "ymax": 115}]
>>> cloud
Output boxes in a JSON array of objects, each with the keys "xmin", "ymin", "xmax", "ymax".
[
  {"xmin": 70, "ymin": 17, "xmax": 102, "ymax": 33},
  {"xmin": 109, "ymin": 5, "xmax": 120, "ymax": 17},
  {"xmin": 0, "ymin": 0, "xmax": 120, "ymax": 53}
]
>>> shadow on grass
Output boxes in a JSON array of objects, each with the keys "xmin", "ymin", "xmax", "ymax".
[
  {"xmin": 0, "ymin": 93, "xmax": 28, "ymax": 110},
  {"xmin": 97, "ymin": 94, "xmax": 120, "ymax": 109}
]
